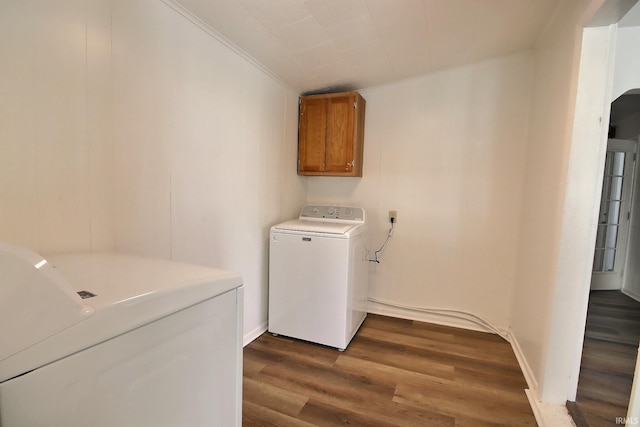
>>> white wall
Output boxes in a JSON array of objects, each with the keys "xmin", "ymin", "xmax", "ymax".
[
  {"xmin": 0, "ymin": 0, "xmax": 305, "ymax": 342},
  {"xmin": 510, "ymin": 0, "xmax": 596, "ymax": 403},
  {"xmin": 306, "ymin": 53, "xmax": 533, "ymax": 331},
  {"xmin": 0, "ymin": 0, "xmax": 115, "ymax": 254},
  {"xmin": 6, "ymin": 0, "xmax": 637, "ymax": 403},
  {"xmin": 612, "ymin": 26, "xmax": 640, "ymax": 100},
  {"xmin": 614, "ymin": 24, "xmax": 640, "ymax": 300},
  {"xmin": 547, "ymin": 12, "xmax": 640, "ymax": 404},
  {"xmin": 544, "ymin": 23, "xmax": 618, "ymax": 403},
  {"xmin": 509, "ymin": 0, "xmax": 640, "ymax": 404},
  {"xmin": 111, "ymin": 0, "xmax": 305, "ymax": 341},
  {"xmin": 622, "ymin": 119, "xmax": 640, "ymax": 301}
]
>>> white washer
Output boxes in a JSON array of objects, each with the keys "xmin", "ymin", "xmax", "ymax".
[
  {"xmin": 268, "ymin": 205, "xmax": 368, "ymax": 350},
  {"xmin": 0, "ymin": 243, "xmax": 243, "ymax": 427}
]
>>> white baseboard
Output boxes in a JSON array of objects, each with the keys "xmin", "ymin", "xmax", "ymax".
[
  {"xmin": 367, "ymin": 300, "xmax": 507, "ymax": 335},
  {"xmin": 590, "ymin": 282, "xmax": 621, "ymax": 291},
  {"xmin": 368, "ymin": 301, "xmax": 576, "ymax": 426},
  {"xmin": 369, "ymin": 302, "xmax": 539, "ymax": 396},
  {"xmin": 508, "ymin": 330, "xmax": 538, "ymax": 392},
  {"xmin": 623, "ymin": 287, "xmax": 640, "ymax": 303},
  {"xmin": 526, "ymin": 391, "xmax": 577, "ymax": 427},
  {"xmin": 247, "ymin": 305, "xmax": 576, "ymax": 426},
  {"xmin": 243, "ymin": 321, "xmax": 267, "ymax": 347},
  {"xmin": 525, "ymin": 389, "xmax": 546, "ymax": 426},
  {"xmin": 512, "ymin": 333, "xmax": 576, "ymax": 427}
]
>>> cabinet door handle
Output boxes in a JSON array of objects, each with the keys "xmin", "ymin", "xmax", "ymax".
[{"xmin": 347, "ymin": 160, "xmax": 355, "ymax": 167}]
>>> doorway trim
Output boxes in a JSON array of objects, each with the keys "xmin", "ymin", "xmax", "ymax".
[
  {"xmin": 552, "ymin": 8, "xmax": 640, "ymax": 406},
  {"xmin": 538, "ymin": 22, "xmax": 617, "ymax": 404}
]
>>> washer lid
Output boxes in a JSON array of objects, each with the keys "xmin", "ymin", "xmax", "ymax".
[
  {"xmin": 0, "ymin": 250, "xmax": 242, "ymax": 383},
  {"xmin": 0, "ymin": 243, "xmax": 93, "ymax": 372},
  {"xmin": 272, "ymin": 219, "xmax": 362, "ymax": 236}
]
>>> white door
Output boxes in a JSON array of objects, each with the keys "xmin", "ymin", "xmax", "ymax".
[{"xmin": 591, "ymin": 138, "xmax": 637, "ymax": 290}]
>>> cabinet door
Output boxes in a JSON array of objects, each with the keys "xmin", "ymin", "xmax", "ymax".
[
  {"xmin": 325, "ymin": 94, "xmax": 355, "ymax": 174},
  {"xmin": 298, "ymin": 97, "xmax": 327, "ymax": 173}
]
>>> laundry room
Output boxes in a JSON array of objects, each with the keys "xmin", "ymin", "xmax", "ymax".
[{"xmin": 3, "ymin": 0, "xmax": 640, "ymax": 426}]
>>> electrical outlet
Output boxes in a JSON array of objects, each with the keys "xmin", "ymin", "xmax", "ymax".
[{"xmin": 389, "ymin": 210, "xmax": 397, "ymax": 224}]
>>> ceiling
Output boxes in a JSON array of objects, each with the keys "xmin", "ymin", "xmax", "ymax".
[{"xmin": 174, "ymin": 0, "xmax": 561, "ymax": 94}]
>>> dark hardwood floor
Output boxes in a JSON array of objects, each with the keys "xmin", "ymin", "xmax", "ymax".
[
  {"xmin": 572, "ymin": 290, "xmax": 640, "ymax": 426},
  {"xmin": 243, "ymin": 314, "xmax": 536, "ymax": 426}
]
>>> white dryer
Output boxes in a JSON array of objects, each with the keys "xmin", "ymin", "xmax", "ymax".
[
  {"xmin": 0, "ymin": 243, "xmax": 243, "ymax": 427},
  {"xmin": 268, "ymin": 205, "xmax": 368, "ymax": 350}
]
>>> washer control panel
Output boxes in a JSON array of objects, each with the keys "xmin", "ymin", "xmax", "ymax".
[{"xmin": 299, "ymin": 205, "xmax": 365, "ymax": 223}]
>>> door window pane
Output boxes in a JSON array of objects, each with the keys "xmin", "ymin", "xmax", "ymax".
[{"xmin": 593, "ymin": 151, "xmax": 626, "ymax": 273}]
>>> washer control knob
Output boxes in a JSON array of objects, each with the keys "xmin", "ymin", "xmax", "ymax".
[
  {"xmin": 345, "ymin": 209, "xmax": 353, "ymax": 217},
  {"xmin": 327, "ymin": 207, "xmax": 336, "ymax": 215}
]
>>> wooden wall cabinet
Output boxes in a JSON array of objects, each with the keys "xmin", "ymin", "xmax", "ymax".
[{"xmin": 298, "ymin": 91, "xmax": 366, "ymax": 176}]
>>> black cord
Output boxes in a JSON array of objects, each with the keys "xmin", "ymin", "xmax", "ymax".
[{"xmin": 369, "ymin": 219, "xmax": 394, "ymax": 263}]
